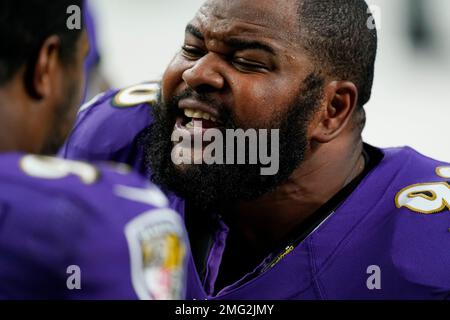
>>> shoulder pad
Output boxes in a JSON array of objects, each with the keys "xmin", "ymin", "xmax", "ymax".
[
  {"xmin": 0, "ymin": 153, "xmax": 166, "ymax": 209},
  {"xmin": 386, "ymin": 147, "xmax": 450, "ymax": 290},
  {"xmin": 60, "ymin": 82, "xmax": 160, "ymax": 161}
]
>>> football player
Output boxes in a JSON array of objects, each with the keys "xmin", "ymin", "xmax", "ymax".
[
  {"xmin": 60, "ymin": 0, "xmax": 450, "ymax": 299},
  {"xmin": 0, "ymin": 0, "xmax": 188, "ymax": 299}
]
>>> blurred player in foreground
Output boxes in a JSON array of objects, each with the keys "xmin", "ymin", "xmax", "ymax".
[
  {"xmin": 61, "ymin": 0, "xmax": 450, "ymax": 299},
  {"xmin": 0, "ymin": 0, "xmax": 187, "ymax": 299}
]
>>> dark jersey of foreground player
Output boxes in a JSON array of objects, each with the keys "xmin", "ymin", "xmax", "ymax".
[
  {"xmin": 60, "ymin": 83, "xmax": 450, "ymax": 300},
  {"xmin": 0, "ymin": 152, "xmax": 188, "ymax": 300}
]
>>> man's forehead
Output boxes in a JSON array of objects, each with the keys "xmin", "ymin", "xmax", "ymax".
[{"xmin": 191, "ymin": 0, "xmax": 300, "ymax": 43}]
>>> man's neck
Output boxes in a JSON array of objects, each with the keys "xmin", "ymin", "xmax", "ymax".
[
  {"xmin": 228, "ymin": 138, "xmax": 365, "ymax": 251},
  {"xmin": 0, "ymin": 86, "xmax": 40, "ymax": 153}
]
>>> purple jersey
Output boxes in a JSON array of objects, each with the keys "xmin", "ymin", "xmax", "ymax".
[
  {"xmin": 0, "ymin": 152, "xmax": 188, "ymax": 300},
  {"xmin": 59, "ymin": 83, "xmax": 157, "ymax": 174},
  {"xmin": 60, "ymin": 82, "xmax": 450, "ymax": 300}
]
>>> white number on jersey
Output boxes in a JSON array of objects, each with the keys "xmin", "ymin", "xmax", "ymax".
[
  {"xmin": 20, "ymin": 155, "xmax": 99, "ymax": 184},
  {"xmin": 113, "ymin": 83, "xmax": 159, "ymax": 107},
  {"xmin": 396, "ymin": 166, "xmax": 450, "ymax": 214}
]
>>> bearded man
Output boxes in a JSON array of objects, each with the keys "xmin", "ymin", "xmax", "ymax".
[{"xmin": 61, "ymin": 0, "xmax": 450, "ymax": 299}]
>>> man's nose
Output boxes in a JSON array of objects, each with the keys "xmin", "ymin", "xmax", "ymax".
[{"xmin": 182, "ymin": 53, "xmax": 225, "ymax": 92}]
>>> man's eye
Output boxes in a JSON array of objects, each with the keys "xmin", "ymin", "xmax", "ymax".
[
  {"xmin": 232, "ymin": 58, "xmax": 267, "ymax": 72},
  {"xmin": 181, "ymin": 46, "xmax": 204, "ymax": 59}
]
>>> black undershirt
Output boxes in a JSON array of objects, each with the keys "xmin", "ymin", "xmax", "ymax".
[{"xmin": 186, "ymin": 144, "xmax": 384, "ymax": 294}]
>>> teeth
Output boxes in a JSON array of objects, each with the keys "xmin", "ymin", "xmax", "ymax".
[
  {"xmin": 193, "ymin": 111, "xmax": 203, "ymax": 119},
  {"xmin": 184, "ymin": 108, "xmax": 216, "ymax": 122},
  {"xmin": 184, "ymin": 109, "xmax": 195, "ymax": 118}
]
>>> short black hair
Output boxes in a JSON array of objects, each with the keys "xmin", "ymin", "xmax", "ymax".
[
  {"xmin": 0, "ymin": 0, "xmax": 84, "ymax": 86},
  {"xmin": 297, "ymin": 0, "xmax": 378, "ymax": 108}
]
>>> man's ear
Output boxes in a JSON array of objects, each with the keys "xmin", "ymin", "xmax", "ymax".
[
  {"xmin": 28, "ymin": 35, "xmax": 61, "ymax": 100},
  {"xmin": 311, "ymin": 80, "xmax": 358, "ymax": 143}
]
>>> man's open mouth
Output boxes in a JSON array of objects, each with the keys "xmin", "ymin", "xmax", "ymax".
[
  {"xmin": 176, "ymin": 98, "xmax": 223, "ymax": 130},
  {"xmin": 180, "ymin": 108, "xmax": 221, "ymax": 129}
]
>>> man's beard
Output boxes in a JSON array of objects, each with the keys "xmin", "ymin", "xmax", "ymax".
[{"xmin": 141, "ymin": 73, "xmax": 324, "ymax": 212}]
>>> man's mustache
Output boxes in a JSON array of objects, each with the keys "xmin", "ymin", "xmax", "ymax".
[{"xmin": 171, "ymin": 88, "xmax": 224, "ymax": 113}]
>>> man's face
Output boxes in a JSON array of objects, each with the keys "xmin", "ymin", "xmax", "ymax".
[
  {"xmin": 162, "ymin": 0, "xmax": 315, "ymax": 129},
  {"xmin": 40, "ymin": 31, "xmax": 89, "ymax": 155},
  {"xmin": 148, "ymin": 0, "xmax": 324, "ymax": 209}
]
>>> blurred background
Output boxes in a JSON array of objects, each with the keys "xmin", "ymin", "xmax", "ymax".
[{"xmin": 87, "ymin": 0, "xmax": 450, "ymax": 161}]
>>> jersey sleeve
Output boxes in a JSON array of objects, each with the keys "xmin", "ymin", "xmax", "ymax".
[
  {"xmin": 59, "ymin": 82, "xmax": 159, "ymax": 171},
  {"xmin": 391, "ymin": 148, "xmax": 450, "ymax": 294}
]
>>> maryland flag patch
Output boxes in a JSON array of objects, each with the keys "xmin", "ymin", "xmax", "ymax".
[{"xmin": 125, "ymin": 209, "xmax": 188, "ymax": 300}]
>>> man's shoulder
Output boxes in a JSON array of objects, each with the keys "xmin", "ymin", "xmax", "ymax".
[
  {"xmin": 355, "ymin": 145, "xmax": 450, "ymax": 213},
  {"xmin": 374, "ymin": 146, "xmax": 450, "ymax": 292},
  {"xmin": 375, "ymin": 145, "xmax": 449, "ymax": 183},
  {"xmin": 0, "ymin": 152, "xmax": 167, "ymax": 221},
  {"xmin": 60, "ymin": 82, "xmax": 160, "ymax": 161},
  {"xmin": 380, "ymin": 146, "xmax": 450, "ymax": 207},
  {"xmin": 0, "ymin": 152, "xmax": 188, "ymax": 299}
]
